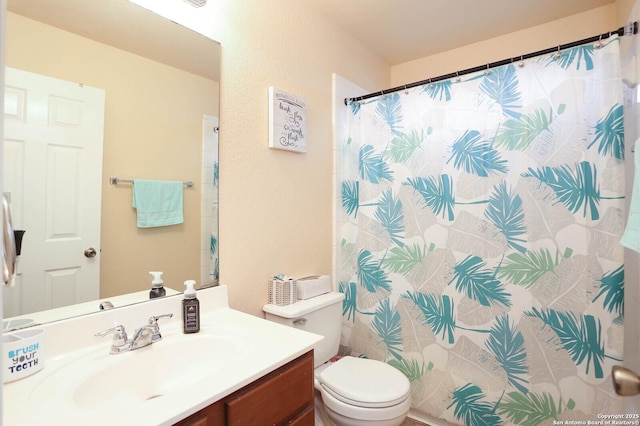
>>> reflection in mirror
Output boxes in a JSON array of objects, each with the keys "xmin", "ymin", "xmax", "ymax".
[{"xmin": 2, "ymin": 0, "xmax": 220, "ymax": 328}]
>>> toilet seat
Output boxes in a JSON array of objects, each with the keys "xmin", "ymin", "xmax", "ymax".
[
  {"xmin": 317, "ymin": 357, "xmax": 410, "ymax": 408},
  {"xmin": 320, "ymin": 383, "xmax": 412, "ymax": 423}
]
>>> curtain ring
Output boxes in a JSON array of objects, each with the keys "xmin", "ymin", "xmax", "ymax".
[
  {"xmin": 595, "ymin": 34, "xmax": 603, "ymax": 49},
  {"xmin": 555, "ymin": 46, "xmax": 562, "ymax": 59},
  {"xmin": 518, "ymin": 55, "xmax": 525, "ymax": 68},
  {"xmin": 455, "ymin": 71, "xmax": 461, "ymax": 82},
  {"xmin": 485, "ymin": 64, "xmax": 491, "ymax": 76},
  {"xmin": 403, "ymin": 85, "xmax": 409, "ymax": 95}
]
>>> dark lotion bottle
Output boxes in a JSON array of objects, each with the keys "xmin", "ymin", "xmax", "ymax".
[
  {"xmin": 182, "ymin": 280, "xmax": 200, "ymax": 334},
  {"xmin": 149, "ymin": 271, "xmax": 166, "ymax": 299}
]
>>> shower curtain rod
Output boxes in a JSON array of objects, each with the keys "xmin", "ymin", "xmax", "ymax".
[{"xmin": 345, "ymin": 22, "xmax": 638, "ymax": 105}]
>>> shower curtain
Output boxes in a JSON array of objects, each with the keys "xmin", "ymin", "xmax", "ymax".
[{"xmin": 337, "ymin": 36, "xmax": 626, "ymax": 425}]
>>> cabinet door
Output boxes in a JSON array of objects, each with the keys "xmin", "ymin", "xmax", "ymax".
[
  {"xmin": 288, "ymin": 406, "xmax": 314, "ymax": 425},
  {"xmin": 173, "ymin": 351, "xmax": 314, "ymax": 426},
  {"xmin": 226, "ymin": 351, "xmax": 314, "ymax": 426},
  {"xmin": 178, "ymin": 414, "xmax": 207, "ymax": 426}
]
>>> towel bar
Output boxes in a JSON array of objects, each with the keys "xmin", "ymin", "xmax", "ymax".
[{"xmin": 109, "ymin": 177, "xmax": 194, "ymax": 187}]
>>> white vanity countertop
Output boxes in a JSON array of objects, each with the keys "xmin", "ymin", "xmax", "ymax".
[{"xmin": 2, "ymin": 285, "xmax": 323, "ymax": 426}]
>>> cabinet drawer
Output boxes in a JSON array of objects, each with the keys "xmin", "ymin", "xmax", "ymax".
[
  {"xmin": 226, "ymin": 351, "xmax": 314, "ymax": 425},
  {"xmin": 175, "ymin": 402, "xmax": 224, "ymax": 426}
]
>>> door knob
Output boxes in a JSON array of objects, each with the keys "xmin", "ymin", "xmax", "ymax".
[
  {"xmin": 612, "ymin": 365, "xmax": 640, "ymax": 396},
  {"xmin": 84, "ymin": 247, "xmax": 97, "ymax": 258}
]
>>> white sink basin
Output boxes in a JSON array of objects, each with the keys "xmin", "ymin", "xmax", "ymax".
[
  {"xmin": 4, "ymin": 287, "xmax": 323, "ymax": 426},
  {"xmin": 29, "ymin": 326, "xmax": 252, "ymax": 415}
]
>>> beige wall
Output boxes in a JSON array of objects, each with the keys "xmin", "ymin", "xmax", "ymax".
[
  {"xmin": 391, "ymin": 5, "xmax": 616, "ymax": 86},
  {"xmin": 212, "ymin": 0, "xmax": 388, "ymax": 315},
  {"xmin": 617, "ymin": 0, "xmax": 637, "ymax": 24},
  {"xmin": 6, "ymin": 13, "xmax": 219, "ymax": 297}
]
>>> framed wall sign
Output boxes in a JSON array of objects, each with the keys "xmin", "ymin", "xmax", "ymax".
[{"xmin": 268, "ymin": 86, "xmax": 307, "ymax": 153}]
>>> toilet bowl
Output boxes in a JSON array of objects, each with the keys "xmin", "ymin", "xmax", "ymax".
[
  {"xmin": 263, "ymin": 292, "xmax": 411, "ymax": 426},
  {"xmin": 316, "ymin": 357, "xmax": 411, "ymax": 426}
]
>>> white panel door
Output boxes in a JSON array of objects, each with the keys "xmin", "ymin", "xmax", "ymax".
[{"xmin": 3, "ymin": 67, "xmax": 105, "ymax": 316}]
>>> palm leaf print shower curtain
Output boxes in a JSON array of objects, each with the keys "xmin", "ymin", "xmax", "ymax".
[{"xmin": 337, "ymin": 37, "xmax": 626, "ymax": 425}]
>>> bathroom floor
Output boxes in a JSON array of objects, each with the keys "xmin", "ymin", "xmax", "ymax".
[{"xmin": 401, "ymin": 418, "xmax": 428, "ymax": 426}]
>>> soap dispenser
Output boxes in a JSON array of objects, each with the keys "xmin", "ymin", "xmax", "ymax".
[
  {"xmin": 149, "ymin": 271, "xmax": 166, "ymax": 299},
  {"xmin": 182, "ymin": 280, "xmax": 200, "ymax": 334}
]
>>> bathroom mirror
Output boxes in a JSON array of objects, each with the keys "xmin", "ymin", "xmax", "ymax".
[{"xmin": 2, "ymin": 0, "xmax": 220, "ymax": 327}]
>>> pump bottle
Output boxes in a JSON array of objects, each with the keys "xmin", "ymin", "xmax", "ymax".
[
  {"xmin": 149, "ymin": 271, "xmax": 166, "ymax": 299},
  {"xmin": 182, "ymin": 280, "xmax": 200, "ymax": 334}
]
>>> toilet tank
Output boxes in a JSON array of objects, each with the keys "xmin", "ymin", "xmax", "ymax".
[{"xmin": 263, "ymin": 292, "xmax": 345, "ymax": 368}]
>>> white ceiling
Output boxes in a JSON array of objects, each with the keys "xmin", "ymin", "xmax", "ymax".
[
  {"xmin": 300, "ymin": 0, "xmax": 616, "ymax": 65},
  {"xmin": 7, "ymin": 0, "xmax": 616, "ymax": 78}
]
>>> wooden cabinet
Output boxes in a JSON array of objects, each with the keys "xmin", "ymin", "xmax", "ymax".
[{"xmin": 175, "ymin": 350, "xmax": 314, "ymax": 426}]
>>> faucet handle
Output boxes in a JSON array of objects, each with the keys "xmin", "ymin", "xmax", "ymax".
[
  {"xmin": 148, "ymin": 313, "xmax": 173, "ymax": 326},
  {"xmin": 95, "ymin": 324, "xmax": 128, "ymax": 347},
  {"xmin": 148, "ymin": 314, "xmax": 173, "ymax": 342}
]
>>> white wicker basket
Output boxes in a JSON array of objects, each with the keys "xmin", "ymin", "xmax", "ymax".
[{"xmin": 267, "ymin": 278, "xmax": 297, "ymax": 306}]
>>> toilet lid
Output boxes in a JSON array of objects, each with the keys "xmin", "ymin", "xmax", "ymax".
[{"xmin": 318, "ymin": 357, "xmax": 410, "ymax": 408}]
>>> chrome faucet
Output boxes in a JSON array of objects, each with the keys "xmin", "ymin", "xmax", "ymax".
[
  {"xmin": 95, "ymin": 314, "xmax": 173, "ymax": 354},
  {"xmin": 99, "ymin": 301, "xmax": 114, "ymax": 310}
]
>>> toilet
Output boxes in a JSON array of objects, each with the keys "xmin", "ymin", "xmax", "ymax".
[{"xmin": 263, "ymin": 292, "xmax": 411, "ymax": 426}]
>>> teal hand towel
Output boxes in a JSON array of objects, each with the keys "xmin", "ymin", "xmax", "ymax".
[
  {"xmin": 132, "ymin": 180, "xmax": 184, "ymax": 228},
  {"xmin": 621, "ymin": 142, "xmax": 640, "ymax": 253}
]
